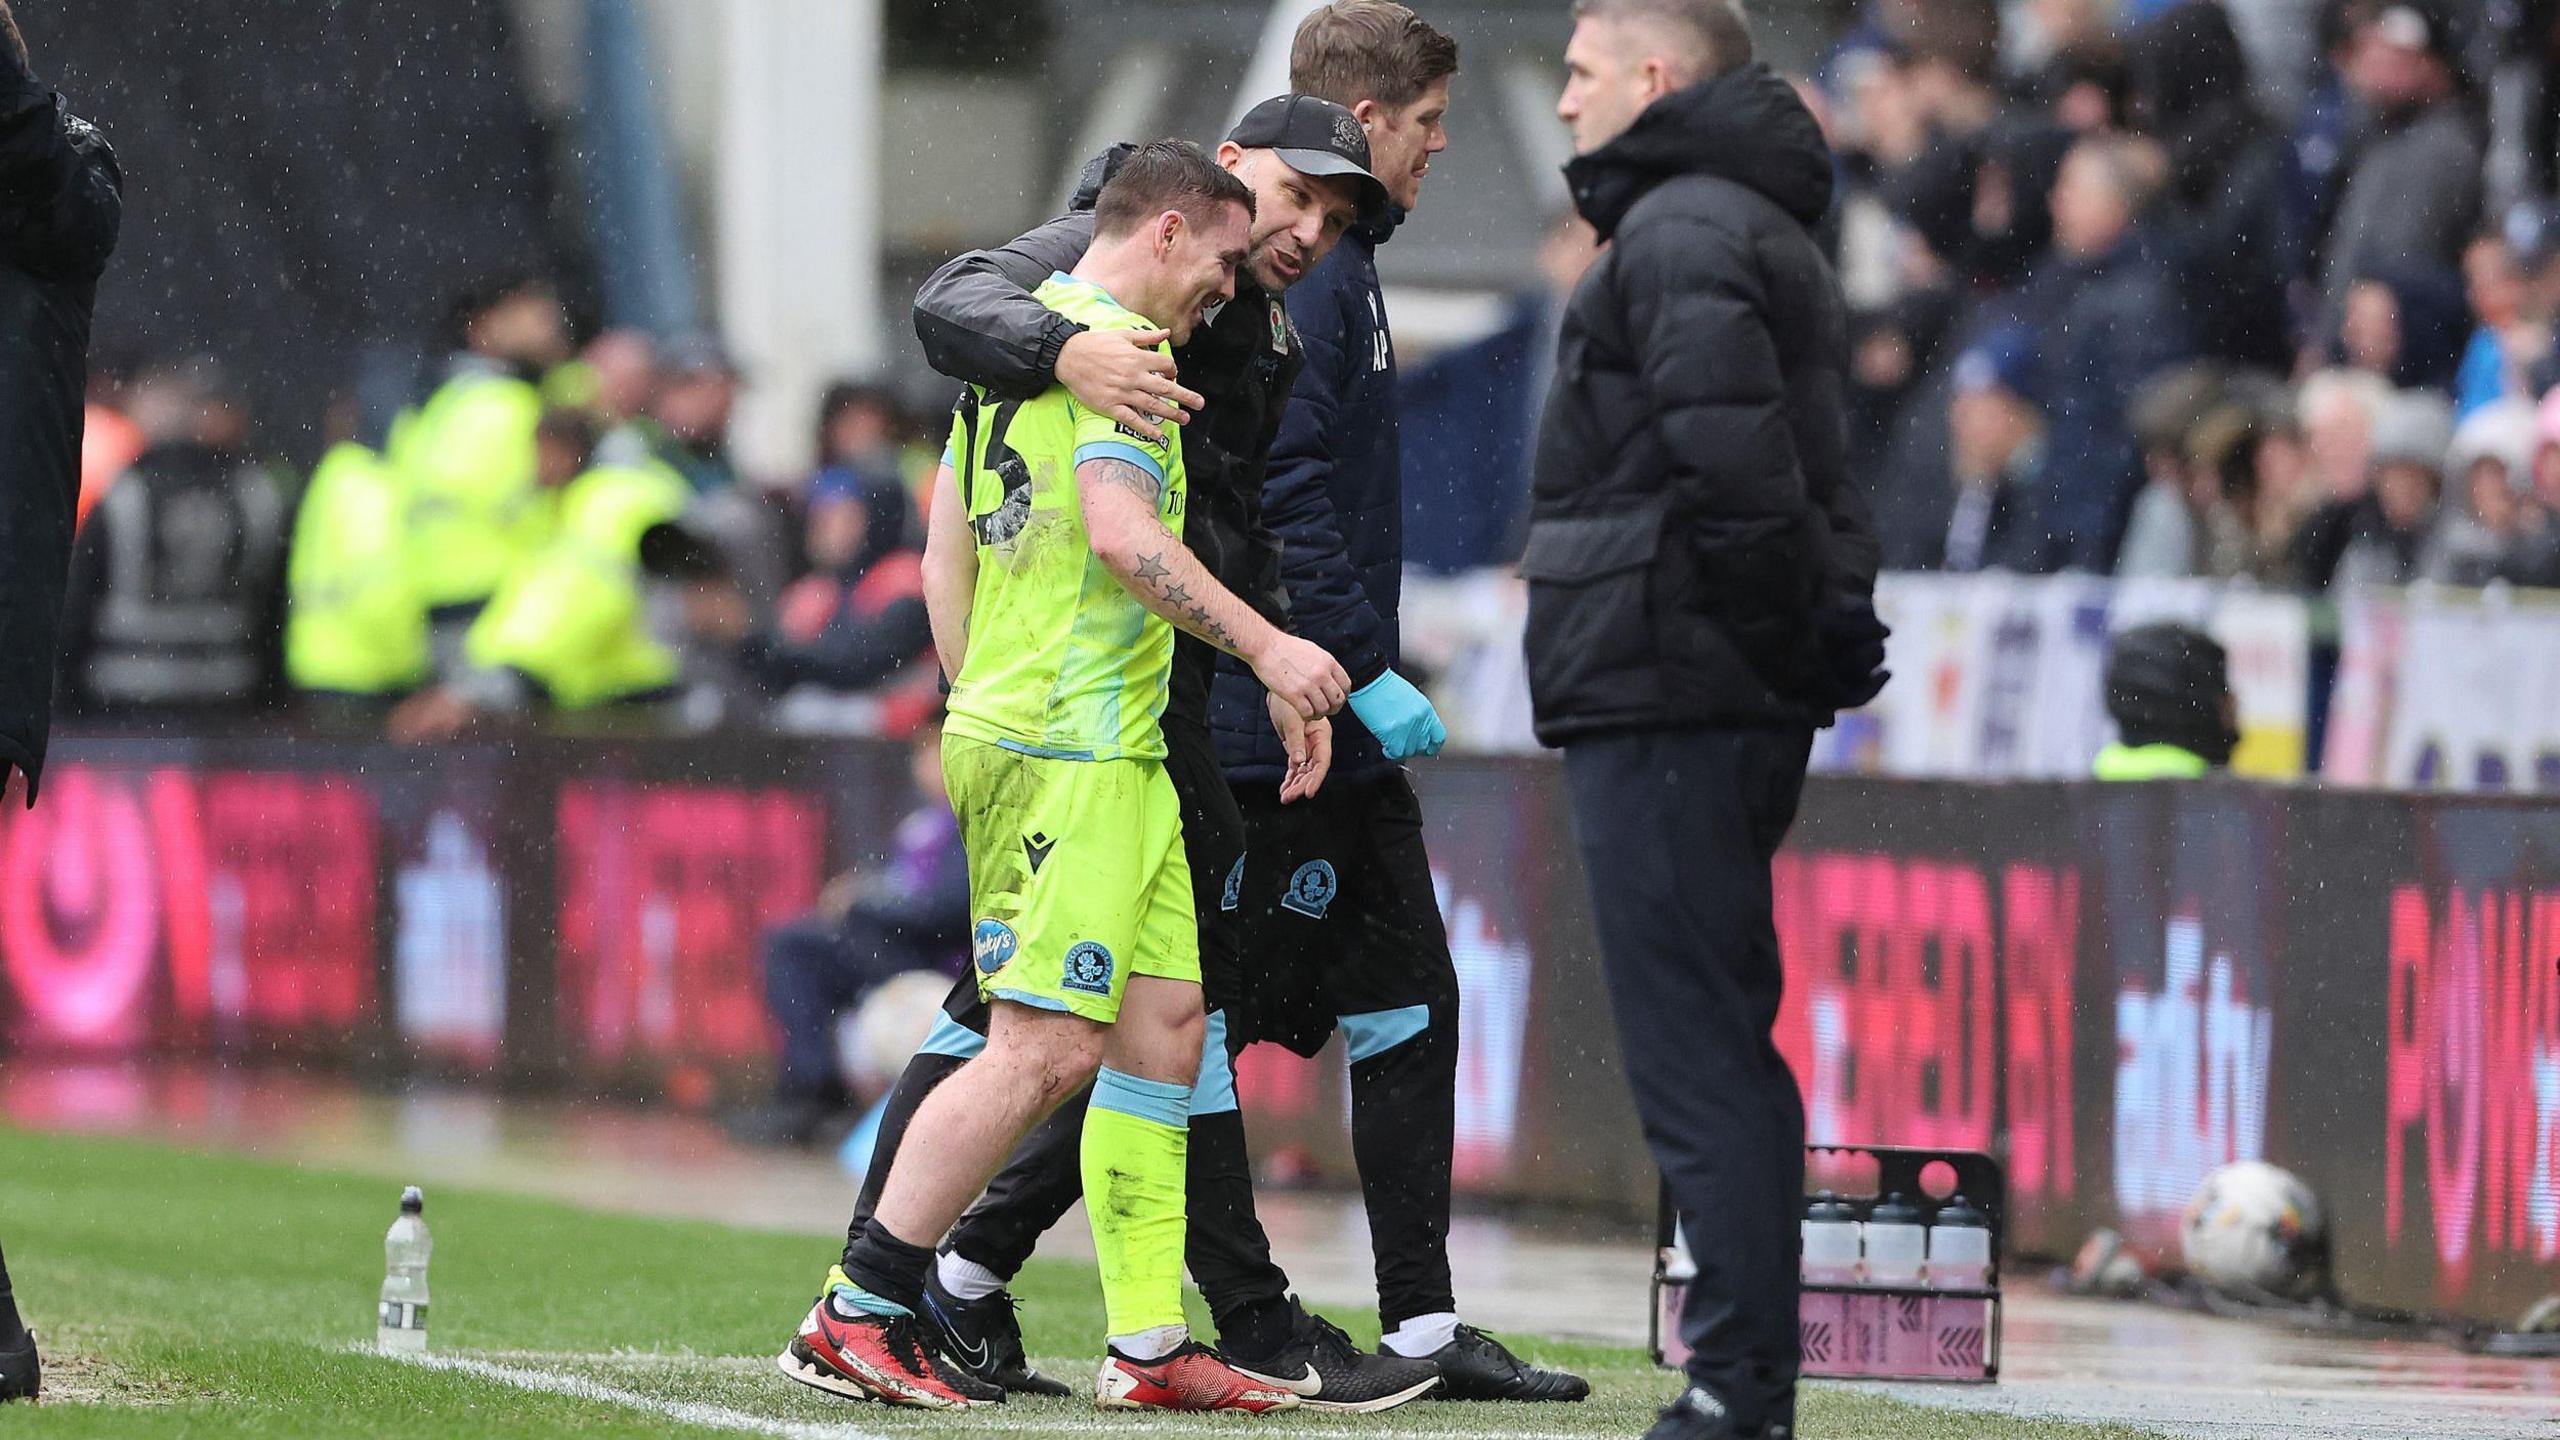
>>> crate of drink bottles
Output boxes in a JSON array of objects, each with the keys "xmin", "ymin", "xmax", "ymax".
[{"xmin": 1651, "ymin": 1144, "xmax": 2003, "ymax": 1383}]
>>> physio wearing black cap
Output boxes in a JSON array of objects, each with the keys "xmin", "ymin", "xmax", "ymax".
[{"xmin": 1230, "ymin": 93, "xmax": 1394, "ymax": 228}]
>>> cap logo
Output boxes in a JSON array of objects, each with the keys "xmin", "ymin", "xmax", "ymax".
[{"xmin": 1334, "ymin": 113, "xmax": 1364, "ymax": 152}]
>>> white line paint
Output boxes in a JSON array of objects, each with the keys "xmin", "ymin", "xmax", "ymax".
[
  {"xmin": 385, "ymin": 1348, "xmax": 1608, "ymax": 1440},
  {"xmin": 871, "ymin": 1422, "xmax": 1602, "ymax": 1439},
  {"xmin": 389, "ymin": 1351, "xmax": 890, "ymax": 1440}
]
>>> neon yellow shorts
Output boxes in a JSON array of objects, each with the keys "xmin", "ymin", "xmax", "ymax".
[{"xmin": 944, "ymin": 735, "xmax": 1199, "ymax": 1024}]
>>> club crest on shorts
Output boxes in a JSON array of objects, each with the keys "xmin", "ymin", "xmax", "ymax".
[
  {"xmin": 973, "ymin": 919, "xmax": 1019, "ymax": 975},
  {"xmin": 1061, "ymin": 941, "xmax": 1114, "ymax": 995},
  {"xmin": 1221, "ymin": 854, "xmax": 1246, "ymax": 913},
  {"xmin": 1282, "ymin": 859, "xmax": 1338, "ymax": 919}
]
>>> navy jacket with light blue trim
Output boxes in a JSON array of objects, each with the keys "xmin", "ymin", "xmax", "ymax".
[{"xmin": 1210, "ymin": 222, "xmax": 1405, "ymax": 785}]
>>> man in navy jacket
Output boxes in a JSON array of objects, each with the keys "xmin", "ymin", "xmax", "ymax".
[{"xmin": 1208, "ymin": 1, "xmax": 1587, "ymax": 1402}]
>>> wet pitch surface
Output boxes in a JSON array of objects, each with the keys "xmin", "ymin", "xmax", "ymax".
[{"xmin": 6, "ymin": 1064, "xmax": 2552, "ymax": 1438}]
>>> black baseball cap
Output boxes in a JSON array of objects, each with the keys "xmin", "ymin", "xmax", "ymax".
[{"xmin": 1228, "ymin": 94, "xmax": 1392, "ymax": 225}]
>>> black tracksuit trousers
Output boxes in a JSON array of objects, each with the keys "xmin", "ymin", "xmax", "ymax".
[{"xmin": 1561, "ymin": 726, "xmax": 1814, "ymax": 1436}]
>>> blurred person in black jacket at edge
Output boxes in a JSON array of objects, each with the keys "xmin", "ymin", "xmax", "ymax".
[
  {"xmin": 58, "ymin": 359, "xmax": 289, "ymax": 721},
  {"xmin": 0, "ymin": 0, "xmax": 121, "ymax": 1404},
  {"xmin": 1538, "ymin": 2, "xmax": 1885, "ymax": 1437}
]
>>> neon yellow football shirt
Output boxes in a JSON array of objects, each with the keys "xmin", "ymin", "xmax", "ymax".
[{"xmin": 941, "ymin": 272, "xmax": 1189, "ymax": 763}]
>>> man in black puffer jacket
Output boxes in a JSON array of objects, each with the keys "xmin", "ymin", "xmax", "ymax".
[{"xmin": 1535, "ymin": 5, "xmax": 1887, "ymax": 1439}]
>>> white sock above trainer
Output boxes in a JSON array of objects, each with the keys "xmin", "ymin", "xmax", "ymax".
[
  {"xmin": 1381, "ymin": 1311, "xmax": 1459, "ymax": 1358},
  {"xmin": 935, "ymin": 1251, "xmax": 1006, "ymax": 1302},
  {"xmin": 1109, "ymin": 1323, "xmax": 1189, "ymax": 1362}
]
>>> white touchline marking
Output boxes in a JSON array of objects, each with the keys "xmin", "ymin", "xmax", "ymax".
[
  {"xmin": 387, "ymin": 1351, "xmax": 890, "ymax": 1440},
  {"xmin": 384, "ymin": 1348, "xmax": 1606, "ymax": 1440}
]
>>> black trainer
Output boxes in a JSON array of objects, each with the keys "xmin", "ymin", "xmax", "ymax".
[
  {"xmin": 920, "ymin": 1271, "xmax": 1072, "ymax": 1398},
  {"xmin": 0, "ymin": 1334, "xmax": 35, "ymax": 1403},
  {"xmin": 1642, "ymin": 1385, "xmax": 1746, "ymax": 1440},
  {"xmin": 1422, "ymin": 1323, "xmax": 1590, "ymax": 1402},
  {"xmin": 1222, "ymin": 1297, "xmax": 1442, "ymax": 1413}
]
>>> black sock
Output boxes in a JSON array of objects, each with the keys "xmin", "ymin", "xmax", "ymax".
[
  {"xmin": 838, "ymin": 1219, "xmax": 933, "ymax": 1316},
  {"xmin": 845, "ymin": 1050, "xmax": 969, "ymax": 1266},
  {"xmin": 0, "ymin": 1241, "xmax": 26, "ymax": 1349}
]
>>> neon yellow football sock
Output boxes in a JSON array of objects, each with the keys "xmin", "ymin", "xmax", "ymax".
[{"xmin": 1082, "ymin": 1067, "xmax": 1193, "ymax": 1342}]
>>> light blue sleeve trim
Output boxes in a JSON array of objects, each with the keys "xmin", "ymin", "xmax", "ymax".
[
  {"xmin": 1074, "ymin": 440, "xmax": 1167, "ymax": 485},
  {"xmin": 1092, "ymin": 1066, "xmax": 1194, "ymax": 1128},
  {"xmin": 1191, "ymin": 1009, "xmax": 1239, "ymax": 1118},
  {"xmin": 918, "ymin": 1013, "xmax": 988, "ymax": 1060},
  {"xmin": 939, "ymin": 444, "xmax": 955, "ymax": 468},
  {"xmin": 992, "ymin": 988, "xmax": 1074, "ymax": 1014},
  {"xmin": 1340, "ymin": 1003, "xmax": 1432, "ymax": 1064}
]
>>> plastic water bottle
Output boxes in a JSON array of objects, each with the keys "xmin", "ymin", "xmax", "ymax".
[
  {"xmin": 1862, "ymin": 1193, "xmax": 1929, "ymax": 1374},
  {"xmin": 1926, "ymin": 1196, "xmax": 1993, "ymax": 1291},
  {"xmin": 1798, "ymin": 1193, "xmax": 1866, "ymax": 1376},
  {"xmin": 1920, "ymin": 1195, "xmax": 1995, "ymax": 1379},
  {"xmin": 1861, "ymin": 1193, "xmax": 1925, "ymax": 1286},
  {"xmin": 377, "ymin": 1186, "xmax": 431, "ymax": 1353},
  {"xmin": 1800, "ymin": 1192, "xmax": 1863, "ymax": 1285}
]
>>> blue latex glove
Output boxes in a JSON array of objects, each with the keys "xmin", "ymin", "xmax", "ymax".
[{"xmin": 1347, "ymin": 670, "xmax": 1448, "ymax": 759}]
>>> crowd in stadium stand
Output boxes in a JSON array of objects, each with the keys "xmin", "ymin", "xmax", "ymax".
[
  {"xmin": 56, "ymin": 0, "xmax": 2560, "ymax": 739},
  {"xmin": 59, "ymin": 277, "xmax": 948, "ymax": 739},
  {"xmin": 1828, "ymin": 0, "xmax": 2560, "ymax": 587}
]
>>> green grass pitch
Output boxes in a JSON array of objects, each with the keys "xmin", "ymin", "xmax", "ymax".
[{"xmin": 0, "ymin": 1125, "xmax": 2161, "ymax": 1438}]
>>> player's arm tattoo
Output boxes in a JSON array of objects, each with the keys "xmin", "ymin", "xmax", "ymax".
[
  {"xmin": 1081, "ymin": 456, "xmax": 1265, "ymax": 660},
  {"xmin": 1129, "ymin": 542, "xmax": 1237, "ymax": 651},
  {"xmin": 1093, "ymin": 455, "xmax": 1164, "ymax": 508}
]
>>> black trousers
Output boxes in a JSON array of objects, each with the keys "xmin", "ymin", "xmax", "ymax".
[
  {"xmin": 0, "ymin": 1236, "xmax": 23, "ymax": 1344},
  {"xmin": 844, "ymin": 716, "xmax": 1290, "ymax": 1332},
  {"xmin": 1562, "ymin": 727, "xmax": 1812, "ymax": 1435},
  {"xmin": 1230, "ymin": 768, "xmax": 1460, "ymax": 1331}
]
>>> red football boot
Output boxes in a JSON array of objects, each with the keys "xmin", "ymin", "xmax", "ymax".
[
  {"xmin": 1095, "ymin": 1341, "xmax": 1302, "ymax": 1413},
  {"xmin": 778, "ymin": 1297, "xmax": 1002, "ymax": 1410}
]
